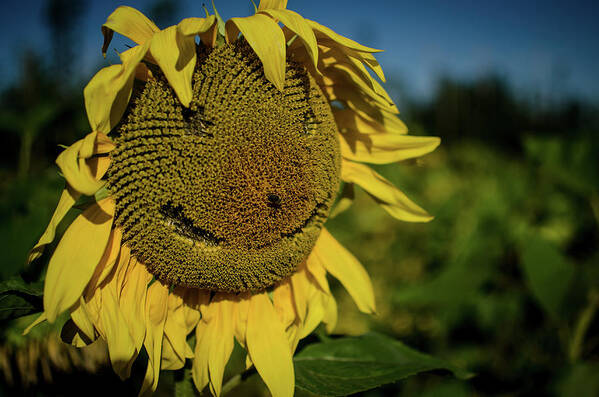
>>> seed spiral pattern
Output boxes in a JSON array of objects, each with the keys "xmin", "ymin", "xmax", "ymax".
[{"xmin": 107, "ymin": 42, "xmax": 341, "ymax": 292}]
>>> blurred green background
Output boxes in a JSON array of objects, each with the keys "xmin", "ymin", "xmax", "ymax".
[{"xmin": 1, "ymin": 0, "xmax": 598, "ymax": 396}]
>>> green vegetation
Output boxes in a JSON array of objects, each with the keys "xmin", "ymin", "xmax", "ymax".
[{"xmin": 0, "ymin": 2, "xmax": 597, "ymax": 395}]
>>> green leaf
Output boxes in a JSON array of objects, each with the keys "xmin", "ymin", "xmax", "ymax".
[
  {"xmin": 520, "ymin": 237, "xmax": 574, "ymax": 319},
  {"xmin": 294, "ymin": 332, "xmax": 472, "ymax": 396},
  {"xmin": 174, "ymin": 367, "xmax": 196, "ymax": 397},
  {"xmin": 0, "ymin": 277, "xmax": 43, "ymax": 321}
]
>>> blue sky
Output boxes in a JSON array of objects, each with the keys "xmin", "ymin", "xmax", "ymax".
[{"xmin": 1, "ymin": 0, "xmax": 598, "ymax": 102}]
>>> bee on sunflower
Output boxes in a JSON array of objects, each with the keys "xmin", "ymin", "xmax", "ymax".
[{"xmin": 25, "ymin": 0, "xmax": 440, "ymax": 395}]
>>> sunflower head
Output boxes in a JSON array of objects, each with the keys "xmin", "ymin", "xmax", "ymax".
[
  {"xmin": 108, "ymin": 41, "xmax": 341, "ymax": 292},
  {"xmin": 26, "ymin": 2, "xmax": 440, "ymax": 396}
]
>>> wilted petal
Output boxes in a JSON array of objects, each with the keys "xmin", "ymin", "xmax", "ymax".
[
  {"xmin": 246, "ymin": 292, "xmax": 294, "ymax": 397},
  {"xmin": 313, "ymin": 228, "xmax": 376, "ymax": 314},
  {"xmin": 260, "ymin": 9, "xmax": 318, "ymax": 70},
  {"xmin": 225, "ymin": 14, "xmax": 286, "ymax": 91},
  {"xmin": 342, "ymin": 160, "xmax": 433, "ymax": 222},
  {"xmin": 44, "ymin": 198, "xmax": 115, "ymax": 323},
  {"xmin": 102, "ymin": 6, "xmax": 159, "ymax": 54},
  {"xmin": 150, "ymin": 26, "xmax": 196, "ymax": 107}
]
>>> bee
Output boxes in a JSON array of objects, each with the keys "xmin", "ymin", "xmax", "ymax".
[{"xmin": 267, "ymin": 193, "xmax": 282, "ymax": 209}]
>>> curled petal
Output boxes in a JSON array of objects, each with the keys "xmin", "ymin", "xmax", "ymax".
[
  {"xmin": 85, "ymin": 42, "xmax": 150, "ymax": 133},
  {"xmin": 162, "ymin": 293, "xmax": 194, "ymax": 370},
  {"xmin": 150, "ymin": 26, "xmax": 197, "ymax": 107},
  {"xmin": 177, "ymin": 15, "xmax": 217, "ymax": 47},
  {"xmin": 44, "ymin": 198, "xmax": 115, "ymax": 323},
  {"xmin": 119, "ymin": 258, "xmax": 152, "ymax": 357},
  {"xmin": 273, "ymin": 280, "xmax": 297, "ymax": 329},
  {"xmin": 323, "ymin": 60, "xmax": 394, "ymax": 108},
  {"xmin": 225, "ymin": 14, "xmax": 286, "ymax": 91},
  {"xmin": 306, "ymin": 254, "xmax": 331, "ymax": 294},
  {"xmin": 258, "ymin": 0, "xmax": 288, "ymax": 9},
  {"xmin": 140, "ymin": 281, "xmax": 169, "ymax": 395},
  {"xmin": 233, "ymin": 292, "xmax": 250, "ymax": 347},
  {"xmin": 27, "ymin": 186, "xmax": 80, "ymax": 263},
  {"xmin": 342, "ymin": 160, "xmax": 433, "ymax": 222},
  {"xmin": 333, "ymin": 108, "xmax": 408, "ymax": 135},
  {"xmin": 84, "ymin": 227, "xmax": 122, "ymax": 295},
  {"xmin": 56, "ymin": 131, "xmax": 113, "ymax": 196},
  {"xmin": 100, "ymin": 284, "xmax": 136, "ymax": 380},
  {"xmin": 70, "ymin": 298, "xmax": 96, "ymax": 343},
  {"xmin": 340, "ymin": 132, "xmax": 441, "ymax": 164},
  {"xmin": 23, "ymin": 312, "xmax": 47, "ymax": 335},
  {"xmin": 306, "ymin": 19, "xmax": 382, "ymax": 53},
  {"xmin": 259, "ymin": 9, "xmax": 318, "ymax": 70},
  {"xmin": 313, "ymin": 228, "xmax": 376, "ymax": 314},
  {"xmin": 192, "ymin": 295, "xmax": 235, "ymax": 396},
  {"xmin": 102, "ymin": 6, "xmax": 159, "ymax": 55},
  {"xmin": 290, "ymin": 267, "xmax": 310, "ymax": 322}
]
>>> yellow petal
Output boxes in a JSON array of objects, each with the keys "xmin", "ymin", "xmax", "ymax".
[
  {"xmin": 162, "ymin": 292, "xmax": 192, "ymax": 370},
  {"xmin": 258, "ymin": 0, "xmax": 288, "ymax": 9},
  {"xmin": 23, "ymin": 312, "xmax": 47, "ymax": 335},
  {"xmin": 102, "ymin": 6, "xmax": 159, "ymax": 55},
  {"xmin": 305, "ymin": 253, "xmax": 331, "ymax": 294},
  {"xmin": 150, "ymin": 26, "xmax": 196, "ymax": 107},
  {"xmin": 177, "ymin": 16, "xmax": 217, "ymax": 47},
  {"xmin": 329, "ymin": 183, "xmax": 355, "ymax": 218},
  {"xmin": 317, "ymin": 48, "xmax": 394, "ymax": 110},
  {"xmin": 192, "ymin": 294, "xmax": 235, "ymax": 395},
  {"xmin": 319, "ymin": 43, "xmax": 386, "ymax": 82},
  {"xmin": 273, "ymin": 280, "xmax": 297, "ymax": 329},
  {"xmin": 28, "ymin": 186, "xmax": 80, "ymax": 263},
  {"xmin": 208, "ymin": 294, "xmax": 235, "ymax": 397},
  {"xmin": 233, "ymin": 293, "xmax": 250, "ymax": 347},
  {"xmin": 181, "ymin": 288, "xmax": 206, "ymax": 333},
  {"xmin": 192, "ymin": 319, "xmax": 212, "ymax": 392},
  {"xmin": 346, "ymin": 49, "xmax": 386, "ymax": 82},
  {"xmin": 113, "ymin": 246, "xmax": 132, "ymax": 298},
  {"xmin": 139, "ymin": 281, "xmax": 169, "ymax": 395},
  {"xmin": 290, "ymin": 267, "xmax": 309, "ymax": 322},
  {"xmin": 299, "ymin": 288, "xmax": 325, "ymax": 339},
  {"xmin": 322, "ymin": 293, "xmax": 338, "ymax": 333},
  {"xmin": 119, "ymin": 258, "xmax": 152, "ymax": 356},
  {"xmin": 333, "ymin": 108, "xmax": 408, "ymax": 135},
  {"xmin": 100, "ymin": 284, "xmax": 136, "ymax": 379},
  {"xmin": 161, "ymin": 336, "xmax": 184, "ymax": 370},
  {"xmin": 340, "ymin": 132, "xmax": 441, "ymax": 164},
  {"xmin": 305, "ymin": 19, "xmax": 382, "ymax": 53},
  {"xmin": 82, "ymin": 282, "xmax": 103, "ymax": 332},
  {"xmin": 44, "ymin": 198, "xmax": 115, "ymax": 323},
  {"xmin": 324, "ymin": 62, "xmax": 394, "ymax": 109},
  {"xmin": 56, "ymin": 132, "xmax": 104, "ymax": 195},
  {"xmin": 246, "ymin": 292, "xmax": 294, "ymax": 397},
  {"xmin": 259, "ymin": 9, "xmax": 318, "ymax": 70},
  {"xmin": 83, "ymin": 227, "xmax": 122, "ymax": 296},
  {"xmin": 314, "ymin": 228, "xmax": 376, "ymax": 313},
  {"xmin": 70, "ymin": 298, "xmax": 96, "ymax": 342},
  {"xmin": 342, "ymin": 160, "xmax": 433, "ymax": 222},
  {"xmin": 322, "ymin": 79, "xmax": 397, "ymax": 114},
  {"xmin": 225, "ymin": 14, "xmax": 286, "ymax": 91},
  {"xmin": 325, "ymin": 52, "xmax": 391, "ymax": 102},
  {"xmin": 84, "ymin": 42, "xmax": 150, "ymax": 133}
]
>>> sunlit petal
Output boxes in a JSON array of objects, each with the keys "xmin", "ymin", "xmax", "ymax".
[{"xmin": 342, "ymin": 160, "xmax": 433, "ymax": 222}]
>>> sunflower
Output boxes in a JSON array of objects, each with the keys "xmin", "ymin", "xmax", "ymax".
[{"xmin": 25, "ymin": 1, "xmax": 440, "ymax": 396}]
